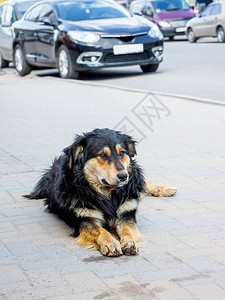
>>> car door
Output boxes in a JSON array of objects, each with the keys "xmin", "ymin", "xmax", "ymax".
[
  {"xmin": 0, "ymin": 4, "xmax": 15, "ymax": 61},
  {"xmin": 35, "ymin": 3, "xmax": 57, "ymax": 65},
  {"xmin": 197, "ymin": 4, "xmax": 215, "ymax": 37},
  {"xmin": 210, "ymin": 3, "xmax": 222, "ymax": 36},
  {"xmin": 21, "ymin": 3, "xmax": 45, "ymax": 64}
]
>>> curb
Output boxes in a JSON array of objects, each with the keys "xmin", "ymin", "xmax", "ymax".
[{"xmin": 44, "ymin": 75, "xmax": 225, "ymax": 107}]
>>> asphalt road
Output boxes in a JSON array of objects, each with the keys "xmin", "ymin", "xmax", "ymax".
[
  {"xmin": 3, "ymin": 37, "xmax": 225, "ymax": 103},
  {"xmin": 76, "ymin": 37, "xmax": 225, "ymax": 103}
]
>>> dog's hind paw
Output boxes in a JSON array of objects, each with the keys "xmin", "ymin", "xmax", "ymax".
[{"xmin": 146, "ymin": 183, "xmax": 177, "ymax": 197}]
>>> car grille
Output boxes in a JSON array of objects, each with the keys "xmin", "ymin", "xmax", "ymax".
[
  {"xmin": 169, "ymin": 18, "xmax": 191, "ymax": 27},
  {"xmin": 104, "ymin": 50, "xmax": 151, "ymax": 63}
]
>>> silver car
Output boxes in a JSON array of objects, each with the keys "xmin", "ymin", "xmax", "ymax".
[
  {"xmin": 186, "ymin": 1, "xmax": 225, "ymax": 43},
  {"xmin": 0, "ymin": 0, "xmax": 38, "ymax": 68}
]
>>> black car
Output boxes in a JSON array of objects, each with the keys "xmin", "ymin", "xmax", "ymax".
[
  {"xmin": 13, "ymin": 0, "xmax": 164, "ymax": 79},
  {"xmin": 0, "ymin": 0, "xmax": 39, "ymax": 68}
]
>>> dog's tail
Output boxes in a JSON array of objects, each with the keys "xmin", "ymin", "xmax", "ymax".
[{"xmin": 23, "ymin": 176, "xmax": 48, "ymax": 199}]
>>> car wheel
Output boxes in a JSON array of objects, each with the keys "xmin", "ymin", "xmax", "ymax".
[
  {"xmin": 0, "ymin": 53, "xmax": 9, "ymax": 68},
  {"xmin": 140, "ymin": 63, "xmax": 159, "ymax": 73},
  {"xmin": 217, "ymin": 27, "xmax": 225, "ymax": 43},
  {"xmin": 57, "ymin": 45, "xmax": 79, "ymax": 79},
  {"xmin": 13, "ymin": 44, "xmax": 32, "ymax": 76},
  {"xmin": 187, "ymin": 28, "xmax": 197, "ymax": 43}
]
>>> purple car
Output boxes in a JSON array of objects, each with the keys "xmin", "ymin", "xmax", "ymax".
[{"xmin": 130, "ymin": 0, "xmax": 195, "ymax": 39}]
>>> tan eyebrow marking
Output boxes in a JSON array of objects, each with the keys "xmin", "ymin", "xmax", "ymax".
[
  {"xmin": 99, "ymin": 146, "xmax": 111, "ymax": 157},
  {"xmin": 115, "ymin": 144, "xmax": 125, "ymax": 155}
]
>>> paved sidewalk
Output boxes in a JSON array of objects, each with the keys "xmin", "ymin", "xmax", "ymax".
[{"xmin": 0, "ymin": 72, "xmax": 225, "ymax": 299}]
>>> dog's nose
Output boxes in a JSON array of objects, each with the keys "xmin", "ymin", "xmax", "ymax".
[{"xmin": 117, "ymin": 173, "xmax": 128, "ymax": 182}]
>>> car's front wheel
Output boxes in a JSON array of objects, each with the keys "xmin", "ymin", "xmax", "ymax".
[
  {"xmin": 187, "ymin": 28, "xmax": 197, "ymax": 43},
  {"xmin": 13, "ymin": 44, "xmax": 32, "ymax": 76},
  {"xmin": 217, "ymin": 27, "xmax": 225, "ymax": 43},
  {"xmin": 0, "ymin": 53, "xmax": 9, "ymax": 68},
  {"xmin": 57, "ymin": 45, "xmax": 79, "ymax": 79},
  {"xmin": 140, "ymin": 63, "xmax": 159, "ymax": 73}
]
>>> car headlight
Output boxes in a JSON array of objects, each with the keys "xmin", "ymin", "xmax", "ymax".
[
  {"xmin": 148, "ymin": 24, "xmax": 164, "ymax": 39},
  {"xmin": 67, "ymin": 31, "xmax": 100, "ymax": 44},
  {"xmin": 158, "ymin": 21, "xmax": 172, "ymax": 28}
]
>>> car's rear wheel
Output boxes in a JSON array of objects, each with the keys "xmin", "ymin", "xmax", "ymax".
[
  {"xmin": 217, "ymin": 27, "xmax": 225, "ymax": 43},
  {"xmin": 187, "ymin": 28, "xmax": 197, "ymax": 43},
  {"xmin": 57, "ymin": 45, "xmax": 79, "ymax": 79},
  {"xmin": 140, "ymin": 63, "xmax": 159, "ymax": 73},
  {"xmin": 0, "ymin": 53, "xmax": 9, "ymax": 68},
  {"xmin": 14, "ymin": 44, "xmax": 32, "ymax": 76}
]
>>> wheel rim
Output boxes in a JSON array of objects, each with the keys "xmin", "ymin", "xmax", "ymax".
[
  {"xmin": 189, "ymin": 30, "xmax": 194, "ymax": 42},
  {"xmin": 59, "ymin": 49, "xmax": 69, "ymax": 77},
  {"xmin": 218, "ymin": 29, "xmax": 224, "ymax": 42},
  {"xmin": 15, "ymin": 48, "xmax": 23, "ymax": 72}
]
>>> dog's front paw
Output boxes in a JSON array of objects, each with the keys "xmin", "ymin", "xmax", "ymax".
[
  {"xmin": 99, "ymin": 239, "xmax": 122, "ymax": 257},
  {"xmin": 153, "ymin": 184, "xmax": 177, "ymax": 197},
  {"xmin": 120, "ymin": 237, "xmax": 139, "ymax": 255}
]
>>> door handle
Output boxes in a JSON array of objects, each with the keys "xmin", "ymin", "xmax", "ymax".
[{"xmin": 34, "ymin": 32, "xmax": 38, "ymax": 37}]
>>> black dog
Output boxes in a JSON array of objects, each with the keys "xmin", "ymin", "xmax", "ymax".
[{"xmin": 25, "ymin": 128, "xmax": 176, "ymax": 256}]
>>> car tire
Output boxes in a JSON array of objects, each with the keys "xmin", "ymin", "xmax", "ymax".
[
  {"xmin": 187, "ymin": 28, "xmax": 197, "ymax": 43},
  {"xmin": 57, "ymin": 45, "xmax": 79, "ymax": 79},
  {"xmin": 140, "ymin": 63, "xmax": 159, "ymax": 73},
  {"xmin": 13, "ymin": 44, "xmax": 32, "ymax": 76},
  {"xmin": 0, "ymin": 53, "xmax": 9, "ymax": 68},
  {"xmin": 217, "ymin": 27, "xmax": 225, "ymax": 43}
]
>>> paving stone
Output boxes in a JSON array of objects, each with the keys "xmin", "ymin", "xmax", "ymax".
[
  {"xmin": 133, "ymin": 264, "xmax": 199, "ymax": 283},
  {"xmin": 0, "ymin": 265, "xmax": 27, "ymax": 285},
  {"xmin": 185, "ymin": 283, "xmax": 225, "ymax": 300},
  {"xmin": 182, "ymin": 256, "xmax": 225, "ymax": 273},
  {"xmin": 63, "ymin": 271, "xmax": 108, "ymax": 293}
]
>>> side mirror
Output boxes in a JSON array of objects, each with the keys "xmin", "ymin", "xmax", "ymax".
[
  {"xmin": 2, "ymin": 22, "xmax": 12, "ymax": 27},
  {"xmin": 133, "ymin": 11, "xmax": 143, "ymax": 16},
  {"xmin": 146, "ymin": 12, "xmax": 153, "ymax": 17},
  {"xmin": 39, "ymin": 16, "xmax": 55, "ymax": 26}
]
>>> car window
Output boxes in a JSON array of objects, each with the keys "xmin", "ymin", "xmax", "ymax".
[
  {"xmin": 0, "ymin": 5, "xmax": 4, "ymax": 24},
  {"xmin": 201, "ymin": 3, "xmax": 215, "ymax": 16},
  {"xmin": 144, "ymin": 4, "xmax": 153, "ymax": 16},
  {"xmin": 152, "ymin": 0, "xmax": 190, "ymax": 13},
  {"xmin": 39, "ymin": 4, "xmax": 56, "ymax": 23},
  {"xmin": 25, "ymin": 4, "xmax": 44, "ymax": 22},
  {"xmin": 130, "ymin": 2, "xmax": 145, "ymax": 14},
  {"xmin": 3, "ymin": 4, "xmax": 13, "ymax": 26},
  {"xmin": 16, "ymin": 2, "xmax": 38, "ymax": 18},
  {"xmin": 56, "ymin": 0, "xmax": 130, "ymax": 21},
  {"xmin": 211, "ymin": 3, "xmax": 221, "ymax": 15}
]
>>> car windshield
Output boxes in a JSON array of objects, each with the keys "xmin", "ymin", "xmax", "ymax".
[
  {"xmin": 152, "ymin": 0, "xmax": 190, "ymax": 12},
  {"xmin": 16, "ymin": 2, "xmax": 37, "ymax": 18},
  {"xmin": 55, "ymin": 0, "xmax": 130, "ymax": 21}
]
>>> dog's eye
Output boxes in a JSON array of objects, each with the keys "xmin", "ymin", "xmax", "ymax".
[
  {"xmin": 119, "ymin": 151, "xmax": 126, "ymax": 157},
  {"xmin": 99, "ymin": 153, "xmax": 108, "ymax": 160}
]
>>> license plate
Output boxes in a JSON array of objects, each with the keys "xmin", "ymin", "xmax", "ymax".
[
  {"xmin": 176, "ymin": 27, "xmax": 186, "ymax": 33},
  {"xmin": 113, "ymin": 44, "xmax": 144, "ymax": 55}
]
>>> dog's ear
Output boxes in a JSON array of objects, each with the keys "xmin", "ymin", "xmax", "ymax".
[
  {"xmin": 121, "ymin": 134, "xmax": 137, "ymax": 157},
  {"xmin": 63, "ymin": 135, "xmax": 86, "ymax": 169}
]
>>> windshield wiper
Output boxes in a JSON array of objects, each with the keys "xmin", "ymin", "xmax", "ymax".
[{"xmin": 167, "ymin": 8, "xmax": 180, "ymax": 11}]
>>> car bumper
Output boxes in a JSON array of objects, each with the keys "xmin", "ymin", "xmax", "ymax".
[
  {"xmin": 65, "ymin": 38, "xmax": 163, "ymax": 72},
  {"xmin": 161, "ymin": 27, "xmax": 187, "ymax": 37}
]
